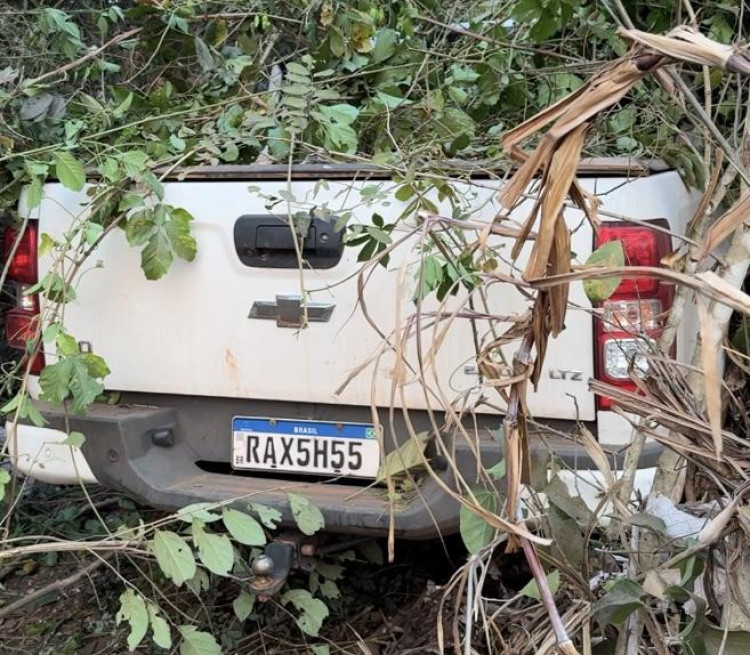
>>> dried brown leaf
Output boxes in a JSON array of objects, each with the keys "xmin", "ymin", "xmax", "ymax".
[
  {"xmin": 694, "ymin": 191, "xmax": 750, "ymax": 260},
  {"xmin": 697, "ymin": 300, "xmax": 723, "ymax": 458}
]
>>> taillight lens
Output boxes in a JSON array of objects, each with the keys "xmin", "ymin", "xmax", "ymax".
[
  {"xmin": 4, "ymin": 221, "xmax": 44, "ymax": 374},
  {"xmin": 593, "ymin": 220, "xmax": 672, "ymax": 409},
  {"xmin": 3, "ymin": 225, "xmax": 38, "ymax": 285}
]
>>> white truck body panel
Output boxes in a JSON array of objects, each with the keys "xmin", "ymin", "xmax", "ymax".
[{"xmin": 25, "ymin": 171, "xmax": 697, "ymax": 427}]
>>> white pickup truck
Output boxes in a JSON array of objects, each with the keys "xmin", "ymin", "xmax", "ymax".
[{"xmin": 3, "ymin": 160, "xmax": 697, "ymax": 538}]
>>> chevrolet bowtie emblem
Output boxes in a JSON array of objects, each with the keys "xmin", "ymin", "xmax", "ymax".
[{"xmin": 249, "ymin": 294, "xmax": 335, "ymax": 328}]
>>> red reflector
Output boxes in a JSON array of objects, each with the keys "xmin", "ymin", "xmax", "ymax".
[{"xmin": 3, "ymin": 224, "xmax": 38, "ymax": 285}]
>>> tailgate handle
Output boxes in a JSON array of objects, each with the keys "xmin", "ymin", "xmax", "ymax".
[{"xmin": 234, "ymin": 214, "xmax": 344, "ymax": 269}]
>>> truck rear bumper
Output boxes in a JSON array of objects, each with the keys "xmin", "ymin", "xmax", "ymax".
[{"xmin": 7, "ymin": 397, "xmax": 662, "ymax": 539}]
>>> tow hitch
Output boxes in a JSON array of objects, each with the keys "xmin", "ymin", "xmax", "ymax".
[{"xmin": 249, "ymin": 535, "xmax": 375, "ymax": 598}]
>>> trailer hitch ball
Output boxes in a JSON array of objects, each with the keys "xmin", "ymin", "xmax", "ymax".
[{"xmin": 251, "ymin": 554, "xmax": 275, "ymax": 577}]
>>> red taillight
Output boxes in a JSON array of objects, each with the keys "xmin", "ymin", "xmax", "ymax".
[
  {"xmin": 4, "ymin": 221, "xmax": 44, "ymax": 374},
  {"xmin": 593, "ymin": 220, "xmax": 673, "ymax": 410},
  {"xmin": 3, "ymin": 225, "xmax": 38, "ymax": 285}
]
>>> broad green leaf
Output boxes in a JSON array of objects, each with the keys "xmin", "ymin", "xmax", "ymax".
[
  {"xmin": 53, "ymin": 151, "xmax": 85, "ymax": 191},
  {"xmin": 592, "ymin": 578, "xmax": 645, "ymax": 626},
  {"xmin": 285, "ymin": 62, "xmax": 309, "ymax": 77},
  {"xmin": 319, "ymin": 103, "xmax": 359, "ymax": 125},
  {"xmin": 459, "ymin": 489, "xmax": 498, "ymax": 554},
  {"xmin": 116, "ymin": 150, "xmax": 149, "ymax": 178},
  {"xmin": 250, "ymin": 502, "xmax": 282, "ymax": 529},
  {"xmin": 37, "ymin": 232, "xmax": 54, "ymax": 256},
  {"xmin": 233, "ymin": 590, "xmax": 256, "ymax": 622},
  {"xmin": 83, "ymin": 222, "xmax": 104, "ymax": 245},
  {"xmin": 177, "ymin": 503, "xmax": 222, "ymax": 523},
  {"xmin": 372, "ymin": 28, "xmax": 398, "ymax": 63},
  {"xmin": 312, "ymin": 646, "xmax": 330, "ymax": 655},
  {"xmin": 583, "ymin": 240, "xmax": 625, "ymax": 302},
  {"xmin": 166, "ymin": 208, "xmax": 197, "ymax": 261},
  {"xmin": 178, "ymin": 626, "xmax": 222, "ymax": 655},
  {"xmin": 56, "ymin": 332, "xmax": 78, "ymax": 356},
  {"xmin": 358, "ymin": 540, "xmax": 383, "ymax": 565},
  {"xmin": 319, "ymin": 579, "xmax": 340, "ymax": 599},
  {"xmin": 703, "ymin": 626, "xmax": 750, "ymax": 654},
  {"xmin": 487, "ymin": 459, "xmax": 506, "ymax": 480},
  {"xmin": 81, "ymin": 353, "xmax": 110, "ymax": 378},
  {"xmin": 153, "ymin": 530, "xmax": 196, "ymax": 587},
  {"xmin": 147, "ymin": 603, "xmax": 172, "ymax": 649},
  {"xmin": 125, "ymin": 210, "xmax": 155, "ymax": 247},
  {"xmin": 288, "ymin": 493, "xmax": 325, "ymax": 536},
  {"xmin": 68, "ymin": 358, "xmax": 104, "ymax": 413},
  {"xmin": 60, "ymin": 431, "xmax": 85, "ymax": 448},
  {"xmin": 376, "ymin": 432, "xmax": 429, "ymax": 482},
  {"xmin": 141, "ymin": 231, "xmax": 173, "ymax": 280},
  {"xmin": 222, "ymin": 508, "xmax": 266, "ymax": 546},
  {"xmin": 185, "ymin": 568, "xmax": 210, "ymax": 596},
  {"xmin": 192, "ymin": 521, "xmax": 234, "ymax": 576},
  {"xmin": 0, "ymin": 469, "xmax": 11, "ymax": 502},
  {"xmin": 116, "ymin": 589, "xmax": 149, "ymax": 651},
  {"xmin": 520, "ymin": 570, "xmax": 560, "ymax": 600},
  {"xmin": 27, "ymin": 177, "xmax": 43, "ymax": 209},
  {"xmin": 39, "ymin": 358, "xmax": 74, "ymax": 405},
  {"xmin": 322, "ymin": 122, "xmax": 357, "ymax": 152},
  {"xmin": 281, "ymin": 588, "xmax": 329, "ymax": 636}
]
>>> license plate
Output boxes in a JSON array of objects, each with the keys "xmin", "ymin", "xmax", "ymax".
[{"xmin": 231, "ymin": 417, "xmax": 380, "ymax": 478}]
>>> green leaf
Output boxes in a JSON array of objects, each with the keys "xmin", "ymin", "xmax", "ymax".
[
  {"xmin": 116, "ymin": 589, "xmax": 149, "ymax": 651},
  {"xmin": 192, "ymin": 520, "xmax": 234, "ymax": 576},
  {"xmin": 53, "ymin": 151, "xmax": 85, "ymax": 191},
  {"xmin": 583, "ymin": 240, "xmax": 625, "ymax": 302},
  {"xmin": 285, "ymin": 62, "xmax": 309, "ymax": 77},
  {"xmin": 69, "ymin": 358, "xmax": 104, "ymax": 413},
  {"xmin": 60, "ymin": 431, "xmax": 85, "ymax": 448},
  {"xmin": 141, "ymin": 231, "xmax": 173, "ymax": 280},
  {"xmin": 703, "ymin": 626, "xmax": 750, "ymax": 655},
  {"xmin": 116, "ymin": 150, "xmax": 149, "ymax": 178},
  {"xmin": 319, "ymin": 104, "xmax": 359, "ymax": 126},
  {"xmin": 250, "ymin": 502, "xmax": 282, "ymax": 529},
  {"xmin": 27, "ymin": 177, "xmax": 43, "ymax": 209},
  {"xmin": 460, "ymin": 489, "xmax": 498, "ymax": 554},
  {"xmin": 288, "ymin": 493, "xmax": 325, "ymax": 536},
  {"xmin": 592, "ymin": 578, "xmax": 645, "ymax": 626},
  {"xmin": 178, "ymin": 626, "xmax": 222, "ymax": 655},
  {"xmin": 358, "ymin": 540, "xmax": 383, "ymax": 565},
  {"xmin": 166, "ymin": 208, "xmax": 197, "ymax": 261},
  {"xmin": 487, "ymin": 459, "xmax": 506, "ymax": 480},
  {"xmin": 0, "ymin": 469, "xmax": 11, "ymax": 502},
  {"xmin": 319, "ymin": 579, "xmax": 340, "ymax": 599},
  {"xmin": 372, "ymin": 28, "xmax": 398, "ymax": 63},
  {"xmin": 185, "ymin": 569, "xmax": 210, "ymax": 596},
  {"xmin": 126, "ymin": 210, "xmax": 156, "ymax": 247},
  {"xmin": 177, "ymin": 503, "xmax": 222, "ymax": 523},
  {"xmin": 311, "ymin": 646, "xmax": 330, "ymax": 655},
  {"xmin": 39, "ymin": 358, "xmax": 73, "ymax": 405},
  {"xmin": 233, "ymin": 590, "xmax": 256, "ymax": 622},
  {"xmin": 222, "ymin": 508, "xmax": 266, "ymax": 546},
  {"xmin": 153, "ymin": 530, "xmax": 196, "ymax": 587},
  {"xmin": 281, "ymin": 588, "xmax": 329, "ymax": 636},
  {"xmin": 147, "ymin": 603, "xmax": 172, "ymax": 649},
  {"xmin": 56, "ymin": 332, "xmax": 78, "ymax": 356},
  {"xmin": 377, "ymin": 432, "xmax": 428, "ymax": 482},
  {"xmin": 520, "ymin": 570, "xmax": 560, "ymax": 600}
]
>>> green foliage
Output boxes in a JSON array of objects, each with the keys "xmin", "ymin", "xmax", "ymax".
[
  {"xmin": 592, "ymin": 578, "xmax": 645, "ymax": 626},
  {"xmin": 152, "ymin": 530, "xmax": 197, "ymax": 587},
  {"xmin": 116, "ymin": 589, "xmax": 149, "ymax": 651},
  {"xmin": 192, "ymin": 519, "xmax": 234, "ymax": 576},
  {"xmin": 459, "ymin": 489, "xmax": 498, "ymax": 554},
  {"xmin": 281, "ymin": 588, "xmax": 330, "ymax": 636},
  {"xmin": 233, "ymin": 590, "xmax": 256, "ymax": 622},
  {"xmin": 222, "ymin": 508, "xmax": 266, "ymax": 546},
  {"xmin": 583, "ymin": 240, "xmax": 625, "ymax": 302},
  {"xmin": 177, "ymin": 626, "xmax": 222, "ymax": 655},
  {"xmin": 288, "ymin": 492, "xmax": 326, "ymax": 536},
  {"xmin": 520, "ymin": 570, "xmax": 560, "ymax": 600}
]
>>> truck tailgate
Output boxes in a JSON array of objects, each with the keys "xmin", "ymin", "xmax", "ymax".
[{"xmin": 31, "ymin": 171, "xmax": 695, "ymax": 422}]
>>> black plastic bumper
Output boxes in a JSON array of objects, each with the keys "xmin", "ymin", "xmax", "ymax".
[{"xmin": 30, "ymin": 396, "xmax": 662, "ymax": 540}]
